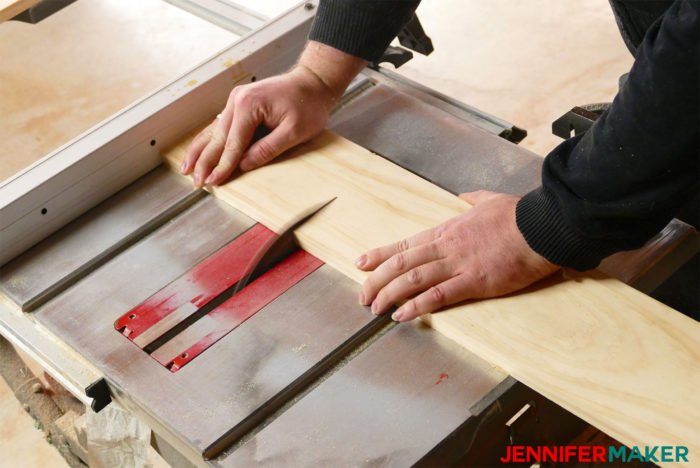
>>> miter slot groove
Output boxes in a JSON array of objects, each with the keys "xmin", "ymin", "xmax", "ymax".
[
  {"xmin": 22, "ymin": 188, "xmax": 207, "ymax": 312},
  {"xmin": 331, "ymin": 75, "xmax": 374, "ymax": 115},
  {"xmin": 204, "ymin": 311, "xmax": 398, "ymax": 460}
]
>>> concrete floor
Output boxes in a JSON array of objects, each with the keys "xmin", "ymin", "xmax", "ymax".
[{"xmin": 0, "ymin": 1, "xmax": 634, "ymax": 466}]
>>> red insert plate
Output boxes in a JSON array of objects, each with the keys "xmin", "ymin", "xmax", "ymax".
[{"xmin": 114, "ymin": 224, "xmax": 323, "ymax": 372}]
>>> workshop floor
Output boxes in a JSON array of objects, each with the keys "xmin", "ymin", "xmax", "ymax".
[
  {"xmin": 0, "ymin": 376, "xmax": 67, "ymax": 467},
  {"xmin": 0, "ymin": 1, "xmax": 633, "ymax": 466}
]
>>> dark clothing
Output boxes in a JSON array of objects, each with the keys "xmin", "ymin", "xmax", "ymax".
[
  {"xmin": 517, "ymin": 0, "xmax": 698, "ymax": 270},
  {"xmin": 310, "ymin": 0, "xmax": 421, "ymax": 62},
  {"xmin": 608, "ymin": 0, "xmax": 677, "ymax": 55},
  {"xmin": 309, "ymin": 0, "xmax": 699, "ymax": 270}
]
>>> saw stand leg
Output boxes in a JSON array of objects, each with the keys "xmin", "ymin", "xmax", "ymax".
[
  {"xmin": 0, "ymin": 337, "xmax": 84, "ymax": 467},
  {"xmin": 0, "ymin": 338, "xmax": 176, "ymax": 467}
]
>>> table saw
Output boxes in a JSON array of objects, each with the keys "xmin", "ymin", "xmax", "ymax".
[{"xmin": 1, "ymin": 1, "xmax": 697, "ymax": 466}]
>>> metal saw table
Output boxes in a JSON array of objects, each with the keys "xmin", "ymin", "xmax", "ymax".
[{"xmin": 0, "ymin": 1, "xmax": 696, "ymax": 466}]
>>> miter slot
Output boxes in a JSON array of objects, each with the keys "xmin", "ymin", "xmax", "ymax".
[
  {"xmin": 204, "ymin": 305, "xmax": 396, "ymax": 460},
  {"xmin": 0, "ymin": 167, "xmax": 205, "ymax": 312},
  {"xmin": 217, "ymin": 319, "xmax": 508, "ymax": 466}
]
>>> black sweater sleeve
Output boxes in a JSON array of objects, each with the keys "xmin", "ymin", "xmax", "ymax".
[
  {"xmin": 308, "ymin": 0, "xmax": 421, "ymax": 61},
  {"xmin": 516, "ymin": 0, "xmax": 699, "ymax": 271}
]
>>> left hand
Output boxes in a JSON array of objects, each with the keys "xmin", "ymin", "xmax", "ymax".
[{"xmin": 356, "ymin": 190, "xmax": 559, "ymax": 322}]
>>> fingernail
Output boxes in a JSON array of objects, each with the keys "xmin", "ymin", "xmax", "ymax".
[
  {"xmin": 180, "ymin": 160, "xmax": 187, "ymax": 173},
  {"xmin": 371, "ymin": 301, "xmax": 379, "ymax": 315},
  {"xmin": 392, "ymin": 310, "xmax": 403, "ymax": 322},
  {"xmin": 204, "ymin": 173, "xmax": 215, "ymax": 185},
  {"xmin": 355, "ymin": 255, "xmax": 367, "ymax": 268},
  {"xmin": 358, "ymin": 292, "xmax": 366, "ymax": 305},
  {"xmin": 194, "ymin": 175, "xmax": 203, "ymax": 188}
]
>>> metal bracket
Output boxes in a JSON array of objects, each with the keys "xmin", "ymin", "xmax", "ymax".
[
  {"xmin": 397, "ymin": 13, "xmax": 434, "ymax": 55},
  {"xmin": 85, "ymin": 378, "xmax": 112, "ymax": 413},
  {"xmin": 371, "ymin": 45, "xmax": 414, "ymax": 69},
  {"xmin": 552, "ymin": 103, "xmax": 609, "ymax": 139},
  {"xmin": 372, "ymin": 13, "xmax": 433, "ymax": 69}
]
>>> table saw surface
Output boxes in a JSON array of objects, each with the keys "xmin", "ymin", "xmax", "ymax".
[{"xmin": 1, "ymin": 2, "xmax": 698, "ymax": 467}]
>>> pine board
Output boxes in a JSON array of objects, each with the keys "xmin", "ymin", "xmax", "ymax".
[{"xmin": 162, "ymin": 129, "xmax": 700, "ymax": 464}]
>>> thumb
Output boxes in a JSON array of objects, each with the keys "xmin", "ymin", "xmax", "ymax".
[{"xmin": 458, "ymin": 190, "xmax": 497, "ymax": 206}]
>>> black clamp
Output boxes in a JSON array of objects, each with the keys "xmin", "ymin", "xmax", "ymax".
[
  {"xmin": 86, "ymin": 378, "xmax": 112, "ymax": 413},
  {"xmin": 552, "ymin": 103, "xmax": 610, "ymax": 139},
  {"xmin": 372, "ymin": 13, "xmax": 434, "ymax": 69}
]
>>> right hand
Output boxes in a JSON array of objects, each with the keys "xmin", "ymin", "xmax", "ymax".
[{"xmin": 180, "ymin": 65, "xmax": 337, "ymax": 187}]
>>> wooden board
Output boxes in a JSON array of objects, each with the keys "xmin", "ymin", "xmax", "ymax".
[
  {"xmin": 163, "ymin": 130, "xmax": 700, "ymax": 464},
  {"xmin": 0, "ymin": 0, "xmax": 237, "ymax": 183}
]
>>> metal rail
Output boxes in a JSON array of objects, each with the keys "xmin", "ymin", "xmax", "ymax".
[{"xmin": 0, "ymin": 1, "xmax": 318, "ymax": 266}]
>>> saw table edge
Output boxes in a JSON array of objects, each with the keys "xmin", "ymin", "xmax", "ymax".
[{"xmin": 162, "ymin": 129, "xmax": 700, "ymax": 465}]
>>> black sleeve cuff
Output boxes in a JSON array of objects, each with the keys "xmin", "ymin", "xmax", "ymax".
[
  {"xmin": 515, "ymin": 187, "xmax": 625, "ymax": 271},
  {"xmin": 309, "ymin": 0, "xmax": 420, "ymax": 61}
]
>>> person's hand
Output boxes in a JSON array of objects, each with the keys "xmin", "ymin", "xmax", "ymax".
[
  {"xmin": 356, "ymin": 190, "xmax": 559, "ymax": 322},
  {"xmin": 180, "ymin": 41, "xmax": 367, "ymax": 187},
  {"xmin": 180, "ymin": 66, "xmax": 335, "ymax": 187}
]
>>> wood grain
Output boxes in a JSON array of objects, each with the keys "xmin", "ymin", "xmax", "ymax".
[
  {"xmin": 0, "ymin": 0, "xmax": 236, "ymax": 182},
  {"xmin": 163, "ymin": 130, "xmax": 700, "ymax": 464}
]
